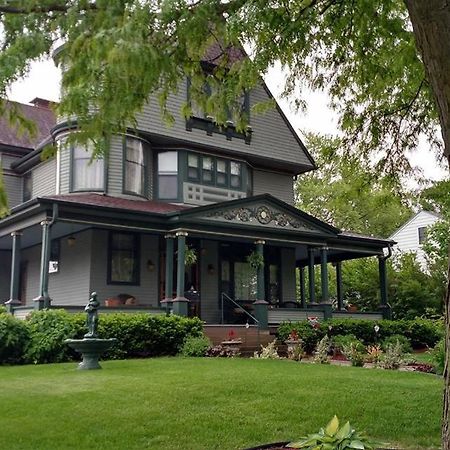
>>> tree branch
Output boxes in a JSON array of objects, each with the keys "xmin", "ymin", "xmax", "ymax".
[{"xmin": 0, "ymin": 2, "xmax": 96, "ymax": 14}]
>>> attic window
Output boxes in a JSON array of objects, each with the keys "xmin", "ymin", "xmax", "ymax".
[
  {"xmin": 418, "ymin": 226, "xmax": 427, "ymax": 244},
  {"xmin": 185, "ymin": 78, "xmax": 252, "ymax": 144}
]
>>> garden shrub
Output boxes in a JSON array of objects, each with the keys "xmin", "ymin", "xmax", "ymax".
[
  {"xmin": 97, "ymin": 313, "xmax": 203, "ymax": 359},
  {"xmin": 253, "ymin": 340, "xmax": 280, "ymax": 359},
  {"xmin": 206, "ymin": 345, "xmax": 239, "ymax": 357},
  {"xmin": 25, "ymin": 309, "xmax": 85, "ymax": 364},
  {"xmin": 432, "ymin": 339, "xmax": 445, "ymax": 375},
  {"xmin": 180, "ymin": 335, "xmax": 211, "ymax": 357},
  {"xmin": 332, "ymin": 334, "xmax": 361, "ymax": 352},
  {"xmin": 277, "ymin": 318, "xmax": 443, "ymax": 353},
  {"xmin": 313, "ymin": 336, "xmax": 331, "ymax": 364},
  {"xmin": 381, "ymin": 334, "xmax": 412, "ymax": 354},
  {"xmin": 0, "ymin": 312, "xmax": 30, "ymax": 364},
  {"xmin": 342, "ymin": 342, "xmax": 366, "ymax": 367},
  {"xmin": 277, "ymin": 321, "xmax": 325, "ymax": 353},
  {"xmin": 378, "ymin": 341, "xmax": 405, "ymax": 370}
]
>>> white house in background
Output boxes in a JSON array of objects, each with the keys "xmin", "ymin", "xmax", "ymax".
[{"xmin": 389, "ymin": 210, "xmax": 441, "ymax": 269}]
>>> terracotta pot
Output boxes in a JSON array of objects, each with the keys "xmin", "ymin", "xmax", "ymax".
[{"xmin": 104, "ymin": 298, "xmax": 121, "ymax": 307}]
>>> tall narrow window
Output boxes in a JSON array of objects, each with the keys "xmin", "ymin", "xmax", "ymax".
[
  {"xmin": 158, "ymin": 151, "xmax": 178, "ymax": 200},
  {"xmin": 187, "ymin": 153, "xmax": 200, "ymax": 181},
  {"xmin": 72, "ymin": 146, "xmax": 104, "ymax": 191},
  {"xmin": 230, "ymin": 161, "xmax": 242, "ymax": 189},
  {"xmin": 216, "ymin": 159, "xmax": 228, "ymax": 187},
  {"xmin": 108, "ymin": 232, "xmax": 140, "ymax": 285},
  {"xmin": 23, "ymin": 172, "xmax": 32, "ymax": 202},
  {"xmin": 124, "ymin": 138, "xmax": 146, "ymax": 196},
  {"xmin": 202, "ymin": 156, "xmax": 214, "ymax": 184},
  {"xmin": 418, "ymin": 226, "xmax": 427, "ymax": 244}
]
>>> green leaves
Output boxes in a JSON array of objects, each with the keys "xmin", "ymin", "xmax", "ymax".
[{"xmin": 287, "ymin": 415, "xmax": 379, "ymax": 449}]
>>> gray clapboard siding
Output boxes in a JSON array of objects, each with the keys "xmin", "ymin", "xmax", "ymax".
[
  {"xmin": 1, "ymin": 154, "xmax": 20, "ymax": 169},
  {"xmin": 3, "ymin": 173, "xmax": 22, "ymax": 208},
  {"xmin": 332, "ymin": 312, "xmax": 383, "ymax": 321},
  {"xmin": 0, "ymin": 251, "xmax": 11, "ymax": 302},
  {"xmin": 253, "ymin": 169, "xmax": 294, "ymax": 204},
  {"xmin": 135, "ymin": 81, "xmax": 311, "ymax": 168},
  {"xmin": 107, "ymin": 136, "xmax": 123, "ymax": 196},
  {"xmin": 32, "ymin": 158, "xmax": 57, "ymax": 198},
  {"xmin": 200, "ymin": 240, "xmax": 220, "ymax": 323},
  {"xmin": 89, "ymin": 229, "xmax": 159, "ymax": 306},
  {"xmin": 281, "ymin": 247, "xmax": 297, "ymax": 302},
  {"xmin": 22, "ymin": 229, "xmax": 92, "ymax": 305},
  {"xmin": 59, "ymin": 146, "xmax": 70, "ymax": 194}
]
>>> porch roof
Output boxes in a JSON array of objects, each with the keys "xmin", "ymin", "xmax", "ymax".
[{"xmin": 0, "ymin": 193, "xmax": 394, "ymax": 261}]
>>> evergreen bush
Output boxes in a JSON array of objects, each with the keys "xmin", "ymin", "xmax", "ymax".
[{"xmin": 0, "ymin": 312, "xmax": 30, "ymax": 364}]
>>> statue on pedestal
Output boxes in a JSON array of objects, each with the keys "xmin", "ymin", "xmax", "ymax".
[{"xmin": 84, "ymin": 292, "xmax": 100, "ymax": 338}]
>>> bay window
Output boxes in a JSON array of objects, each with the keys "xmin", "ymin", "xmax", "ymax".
[
  {"xmin": 124, "ymin": 138, "xmax": 146, "ymax": 196},
  {"xmin": 72, "ymin": 146, "xmax": 104, "ymax": 191}
]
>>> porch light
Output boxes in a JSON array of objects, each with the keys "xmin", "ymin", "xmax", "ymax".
[
  {"xmin": 147, "ymin": 260, "xmax": 155, "ymax": 272},
  {"xmin": 207, "ymin": 264, "xmax": 215, "ymax": 275},
  {"xmin": 67, "ymin": 236, "xmax": 76, "ymax": 247}
]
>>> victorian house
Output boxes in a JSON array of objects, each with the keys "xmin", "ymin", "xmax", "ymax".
[{"xmin": 0, "ymin": 47, "xmax": 393, "ymax": 328}]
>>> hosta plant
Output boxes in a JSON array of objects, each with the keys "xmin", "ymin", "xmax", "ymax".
[{"xmin": 287, "ymin": 415, "xmax": 379, "ymax": 449}]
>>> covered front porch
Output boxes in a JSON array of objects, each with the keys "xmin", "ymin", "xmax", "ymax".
[{"xmin": 0, "ymin": 193, "xmax": 393, "ymax": 327}]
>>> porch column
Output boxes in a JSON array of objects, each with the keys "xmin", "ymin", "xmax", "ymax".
[
  {"xmin": 378, "ymin": 255, "xmax": 391, "ymax": 319},
  {"xmin": 34, "ymin": 219, "xmax": 52, "ymax": 310},
  {"xmin": 173, "ymin": 231, "xmax": 189, "ymax": 316},
  {"xmin": 5, "ymin": 231, "xmax": 22, "ymax": 313},
  {"xmin": 335, "ymin": 261, "xmax": 344, "ymax": 311},
  {"xmin": 307, "ymin": 247, "xmax": 316, "ymax": 305},
  {"xmin": 161, "ymin": 234, "xmax": 175, "ymax": 313},
  {"xmin": 299, "ymin": 266, "xmax": 306, "ymax": 308},
  {"xmin": 253, "ymin": 239, "xmax": 268, "ymax": 329},
  {"xmin": 320, "ymin": 247, "xmax": 332, "ymax": 319}
]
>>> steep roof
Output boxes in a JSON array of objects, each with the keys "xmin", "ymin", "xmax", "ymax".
[
  {"xmin": 0, "ymin": 100, "xmax": 56, "ymax": 151},
  {"xmin": 389, "ymin": 210, "xmax": 441, "ymax": 240}
]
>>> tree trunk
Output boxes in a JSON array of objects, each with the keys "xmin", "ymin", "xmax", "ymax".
[{"xmin": 404, "ymin": 1, "xmax": 450, "ymax": 448}]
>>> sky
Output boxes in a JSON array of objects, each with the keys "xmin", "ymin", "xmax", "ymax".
[{"xmin": 7, "ymin": 59, "xmax": 448, "ymax": 185}]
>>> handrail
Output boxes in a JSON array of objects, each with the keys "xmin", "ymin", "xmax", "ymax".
[{"xmin": 220, "ymin": 292, "xmax": 259, "ymax": 325}]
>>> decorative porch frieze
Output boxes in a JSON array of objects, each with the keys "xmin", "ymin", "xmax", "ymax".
[{"xmin": 205, "ymin": 204, "xmax": 316, "ymax": 231}]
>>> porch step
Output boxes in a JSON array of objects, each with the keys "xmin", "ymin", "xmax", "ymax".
[{"xmin": 203, "ymin": 325, "xmax": 275, "ymax": 354}]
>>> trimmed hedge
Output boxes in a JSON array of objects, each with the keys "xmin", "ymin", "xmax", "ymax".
[
  {"xmin": 0, "ymin": 310, "xmax": 203, "ymax": 365},
  {"xmin": 277, "ymin": 318, "xmax": 443, "ymax": 352}
]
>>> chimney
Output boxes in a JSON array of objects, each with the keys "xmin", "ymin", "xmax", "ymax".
[{"xmin": 29, "ymin": 97, "xmax": 52, "ymax": 108}]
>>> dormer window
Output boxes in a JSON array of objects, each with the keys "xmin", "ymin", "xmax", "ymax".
[
  {"xmin": 124, "ymin": 138, "xmax": 146, "ymax": 196},
  {"xmin": 72, "ymin": 146, "xmax": 104, "ymax": 192}
]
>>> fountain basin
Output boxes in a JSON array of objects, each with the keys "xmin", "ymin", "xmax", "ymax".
[{"xmin": 65, "ymin": 338, "xmax": 117, "ymax": 370}]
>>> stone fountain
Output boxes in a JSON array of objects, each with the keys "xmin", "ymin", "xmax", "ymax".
[{"xmin": 65, "ymin": 292, "xmax": 117, "ymax": 370}]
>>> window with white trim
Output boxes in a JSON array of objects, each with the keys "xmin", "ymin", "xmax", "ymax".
[{"xmin": 158, "ymin": 151, "xmax": 178, "ymax": 199}]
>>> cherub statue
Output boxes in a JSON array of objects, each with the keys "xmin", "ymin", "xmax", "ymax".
[{"xmin": 84, "ymin": 292, "xmax": 100, "ymax": 338}]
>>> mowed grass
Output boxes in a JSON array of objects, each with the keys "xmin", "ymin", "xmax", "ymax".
[{"xmin": 0, "ymin": 358, "xmax": 443, "ymax": 450}]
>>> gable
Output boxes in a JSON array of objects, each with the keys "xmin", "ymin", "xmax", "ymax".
[
  {"xmin": 176, "ymin": 194, "xmax": 338, "ymax": 235},
  {"xmin": 390, "ymin": 210, "xmax": 440, "ymax": 240},
  {"xmin": 135, "ymin": 79, "xmax": 315, "ymax": 175}
]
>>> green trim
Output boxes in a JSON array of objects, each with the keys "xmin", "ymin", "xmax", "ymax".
[
  {"xmin": 336, "ymin": 261, "xmax": 343, "ymax": 310},
  {"xmin": 299, "ymin": 266, "xmax": 306, "ymax": 308},
  {"xmin": 9, "ymin": 232, "xmax": 22, "ymax": 301},
  {"xmin": 107, "ymin": 231, "xmax": 141, "ymax": 286},
  {"xmin": 164, "ymin": 236, "xmax": 174, "ymax": 299},
  {"xmin": 176, "ymin": 233, "xmax": 187, "ymax": 299},
  {"xmin": 308, "ymin": 247, "xmax": 315, "ymax": 303},
  {"xmin": 320, "ymin": 247, "xmax": 329, "ymax": 303}
]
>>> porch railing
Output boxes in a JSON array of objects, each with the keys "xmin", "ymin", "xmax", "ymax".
[{"xmin": 220, "ymin": 292, "xmax": 259, "ymax": 326}]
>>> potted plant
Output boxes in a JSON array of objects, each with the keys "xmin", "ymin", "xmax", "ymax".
[
  {"xmin": 247, "ymin": 250, "xmax": 264, "ymax": 270},
  {"xmin": 284, "ymin": 330, "xmax": 304, "ymax": 361},
  {"xmin": 184, "ymin": 246, "xmax": 198, "ymax": 267},
  {"xmin": 221, "ymin": 329, "xmax": 242, "ymax": 353}
]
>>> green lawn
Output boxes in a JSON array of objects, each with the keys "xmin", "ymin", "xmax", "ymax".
[{"xmin": 0, "ymin": 358, "xmax": 443, "ymax": 449}]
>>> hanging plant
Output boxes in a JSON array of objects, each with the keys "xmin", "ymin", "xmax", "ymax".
[
  {"xmin": 246, "ymin": 250, "xmax": 264, "ymax": 270},
  {"xmin": 185, "ymin": 247, "xmax": 198, "ymax": 267}
]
